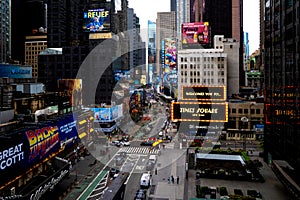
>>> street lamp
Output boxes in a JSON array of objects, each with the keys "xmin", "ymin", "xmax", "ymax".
[
  {"xmin": 241, "ymin": 102, "xmax": 256, "ymax": 151},
  {"xmin": 241, "ymin": 116, "xmax": 248, "ymax": 151}
]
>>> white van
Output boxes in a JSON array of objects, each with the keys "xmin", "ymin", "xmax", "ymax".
[
  {"xmin": 148, "ymin": 155, "xmax": 157, "ymax": 164},
  {"xmin": 140, "ymin": 172, "xmax": 152, "ymax": 188}
]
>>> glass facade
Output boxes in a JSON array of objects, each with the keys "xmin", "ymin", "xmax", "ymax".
[{"xmin": 264, "ymin": 0, "xmax": 300, "ymax": 178}]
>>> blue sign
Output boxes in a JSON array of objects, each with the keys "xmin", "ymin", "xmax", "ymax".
[
  {"xmin": 255, "ymin": 124, "xmax": 264, "ymax": 129},
  {"xmin": 0, "ymin": 64, "xmax": 32, "ymax": 78}
]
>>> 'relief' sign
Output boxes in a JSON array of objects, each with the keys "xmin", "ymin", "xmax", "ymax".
[
  {"xmin": 171, "ymin": 102, "xmax": 228, "ymax": 122},
  {"xmin": 182, "ymin": 86, "xmax": 226, "ymax": 101}
]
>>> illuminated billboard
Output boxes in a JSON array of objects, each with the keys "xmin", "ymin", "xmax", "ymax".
[
  {"xmin": 163, "ymin": 38, "xmax": 177, "ymax": 96},
  {"xmin": 0, "ymin": 114, "xmax": 79, "ymax": 184},
  {"xmin": 265, "ymin": 104, "xmax": 300, "ymax": 124},
  {"xmin": 182, "ymin": 86, "xmax": 226, "ymax": 101},
  {"xmin": 58, "ymin": 79, "xmax": 82, "ymax": 108},
  {"xmin": 171, "ymin": 102, "xmax": 228, "ymax": 122},
  {"xmin": 90, "ymin": 105, "xmax": 121, "ymax": 123},
  {"xmin": 83, "ymin": 8, "xmax": 111, "ymax": 33},
  {"xmin": 0, "ymin": 64, "xmax": 32, "ymax": 78},
  {"xmin": 182, "ymin": 22, "xmax": 209, "ymax": 45}
]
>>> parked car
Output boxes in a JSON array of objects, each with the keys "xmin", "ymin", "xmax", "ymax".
[
  {"xmin": 247, "ymin": 190, "xmax": 262, "ymax": 199},
  {"xmin": 134, "ymin": 189, "xmax": 147, "ymax": 200}
]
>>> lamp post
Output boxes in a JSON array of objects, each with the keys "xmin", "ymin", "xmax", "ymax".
[
  {"xmin": 241, "ymin": 102, "xmax": 256, "ymax": 151},
  {"xmin": 241, "ymin": 116, "xmax": 248, "ymax": 151}
]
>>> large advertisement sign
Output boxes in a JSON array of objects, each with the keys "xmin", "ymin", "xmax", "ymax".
[
  {"xmin": 83, "ymin": 8, "xmax": 110, "ymax": 33},
  {"xmin": 182, "ymin": 22, "xmax": 209, "ymax": 45},
  {"xmin": 265, "ymin": 104, "xmax": 300, "ymax": 124},
  {"xmin": 171, "ymin": 102, "xmax": 228, "ymax": 122},
  {"xmin": 0, "ymin": 64, "xmax": 32, "ymax": 78},
  {"xmin": 58, "ymin": 79, "xmax": 82, "ymax": 108},
  {"xmin": 163, "ymin": 38, "xmax": 177, "ymax": 96},
  {"xmin": 91, "ymin": 105, "xmax": 121, "ymax": 122},
  {"xmin": 93, "ymin": 108, "xmax": 112, "ymax": 122},
  {"xmin": 182, "ymin": 86, "xmax": 226, "ymax": 101},
  {"xmin": 0, "ymin": 115, "xmax": 79, "ymax": 184}
]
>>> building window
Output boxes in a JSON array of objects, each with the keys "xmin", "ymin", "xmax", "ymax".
[
  {"xmin": 238, "ymin": 109, "xmax": 243, "ymax": 114},
  {"xmin": 232, "ymin": 108, "xmax": 236, "ymax": 113}
]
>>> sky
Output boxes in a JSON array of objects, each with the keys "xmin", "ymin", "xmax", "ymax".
[{"xmin": 126, "ymin": 0, "xmax": 260, "ymax": 55}]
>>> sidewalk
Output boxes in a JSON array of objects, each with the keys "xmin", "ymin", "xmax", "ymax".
[{"xmin": 150, "ymin": 148, "xmax": 187, "ymax": 200}]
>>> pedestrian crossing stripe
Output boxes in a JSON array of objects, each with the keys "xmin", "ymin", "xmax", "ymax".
[{"xmin": 120, "ymin": 147, "xmax": 160, "ymax": 155}]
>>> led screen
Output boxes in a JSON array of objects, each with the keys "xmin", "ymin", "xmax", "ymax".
[
  {"xmin": 171, "ymin": 102, "xmax": 228, "ymax": 122},
  {"xmin": 83, "ymin": 8, "xmax": 110, "ymax": 33}
]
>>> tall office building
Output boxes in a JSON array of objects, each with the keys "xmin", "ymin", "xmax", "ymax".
[
  {"xmin": 171, "ymin": 0, "xmax": 177, "ymax": 11},
  {"xmin": 264, "ymin": 0, "xmax": 300, "ymax": 195},
  {"xmin": 156, "ymin": 12, "xmax": 176, "ymax": 93},
  {"xmin": 176, "ymin": 0, "xmax": 190, "ymax": 44},
  {"xmin": 0, "ymin": 0, "xmax": 10, "ymax": 63},
  {"xmin": 39, "ymin": 0, "xmax": 119, "ymax": 105},
  {"xmin": 11, "ymin": 0, "xmax": 46, "ymax": 64},
  {"xmin": 148, "ymin": 20, "xmax": 156, "ymax": 86},
  {"xmin": 127, "ymin": 8, "xmax": 146, "ymax": 85},
  {"xmin": 25, "ymin": 35, "xmax": 47, "ymax": 78},
  {"xmin": 190, "ymin": 0, "xmax": 245, "ymax": 86}
]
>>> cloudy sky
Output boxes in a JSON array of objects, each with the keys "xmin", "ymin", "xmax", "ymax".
[{"xmin": 124, "ymin": 0, "xmax": 260, "ymax": 54}]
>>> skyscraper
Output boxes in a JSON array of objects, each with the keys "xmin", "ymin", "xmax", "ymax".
[
  {"xmin": 156, "ymin": 12, "xmax": 176, "ymax": 93},
  {"xmin": 190, "ymin": 0, "xmax": 245, "ymax": 86},
  {"xmin": 11, "ymin": 0, "xmax": 46, "ymax": 64},
  {"xmin": 0, "ymin": 0, "xmax": 10, "ymax": 63},
  {"xmin": 38, "ymin": 0, "xmax": 118, "ymax": 105},
  {"xmin": 148, "ymin": 20, "xmax": 156, "ymax": 85},
  {"xmin": 264, "ymin": 0, "xmax": 300, "ymax": 193}
]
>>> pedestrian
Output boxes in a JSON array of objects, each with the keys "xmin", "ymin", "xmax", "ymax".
[
  {"xmin": 167, "ymin": 177, "xmax": 170, "ymax": 184},
  {"xmin": 171, "ymin": 175, "xmax": 174, "ymax": 184},
  {"xmin": 176, "ymin": 176, "xmax": 179, "ymax": 184}
]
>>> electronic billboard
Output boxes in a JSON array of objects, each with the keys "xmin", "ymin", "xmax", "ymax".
[
  {"xmin": 265, "ymin": 104, "xmax": 300, "ymax": 124},
  {"xmin": 0, "ymin": 114, "xmax": 79, "ymax": 184},
  {"xmin": 182, "ymin": 86, "xmax": 226, "ymax": 101},
  {"xmin": 182, "ymin": 22, "xmax": 209, "ymax": 45},
  {"xmin": 162, "ymin": 38, "xmax": 177, "ymax": 97},
  {"xmin": 0, "ymin": 64, "xmax": 32, "ymax": 78},
  {"xmin": 171, "ymin": 102, "xmax": 228, "ymax": 122},
  {"xmin": 83, "ymin": 8, "xmax": 111, "ymax": 33},
  {"xmin": 58, "ymin": 79, "xmax": 82, "ymax": 108}
]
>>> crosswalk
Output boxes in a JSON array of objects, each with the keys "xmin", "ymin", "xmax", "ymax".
[{"xmin": 120, "ymin": 146, "xmax": 161, "ymax": 155}]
